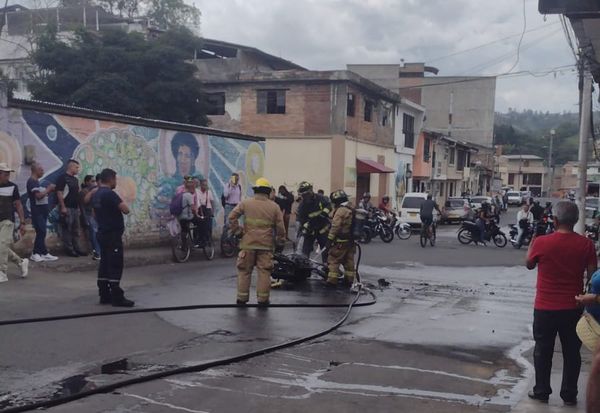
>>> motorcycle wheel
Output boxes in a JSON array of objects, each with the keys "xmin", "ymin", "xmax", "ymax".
[
  {"xmin": 457, "ymin": 228, "xmax": 472, "ymax": 245},
  {"xmin": 396, "ymin": 225, "xmax": 412, "ymax": 240},
  {"xmin": 493, "ymin": 233, "xmax": 507, "ymax": 248},
  {"xmin": 358, "ymin": 228, "xmax": 372, "ymax": 244},
  {"xmin": 379, "ymin": 226, "xmax": 394, "ymax": 243},
  {"xmin": 220, "ymin": 237, "xmax": 238, "ymax": 258}
]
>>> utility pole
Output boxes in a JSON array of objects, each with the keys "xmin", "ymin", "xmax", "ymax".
[
  {"xmin": 575, "ymin": 69, "xmax": 592, "ymax": 234},
  {"xmin": 548, "ymin": 129, "xmax": 555, "ymax": 196}
]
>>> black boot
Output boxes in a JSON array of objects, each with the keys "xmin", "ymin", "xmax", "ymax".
[
  {"xmin": 110, "ymin": 284, "xmax": 135, "ymax": 307},
  {"xmin": 97, "ymin": 280, "xmax": 111, "ymax": 305}
]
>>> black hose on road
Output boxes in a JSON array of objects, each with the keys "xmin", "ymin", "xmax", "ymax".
[{"xmin": 1, "ymin": 242, "xmax": 373, "ymax": 413}]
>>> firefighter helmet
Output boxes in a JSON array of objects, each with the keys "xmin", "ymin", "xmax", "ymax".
[
  {"xmin": 298, "ymin": 181, "xmax": 313, "ymax": 194},
  {"xmin": 330, "ymin": 190, "xmax": 349, "ymax": 205},
  {"xmin": 253, "ymin": 177, "xmax": 272, "ymax": 190}
]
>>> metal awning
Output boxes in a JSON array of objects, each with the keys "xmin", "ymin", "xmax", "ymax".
[{"xmin": 356, "ymin": 158, "xmax": 395, "ymax": 174}]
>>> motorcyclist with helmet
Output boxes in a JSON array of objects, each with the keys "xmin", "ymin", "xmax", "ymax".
[
  {"xmin": 476, "ymin": 201, "xmax": 493, "ymax": 245},
  {"xmin": 296, "ymin": 181, "xmax": 331, "ymax": 262},
  {"xmin": 325, "ymin": 190, "xmax": 357, "ymax": 286},
  {"xmin": 516, "ymin": 203, "xmax": 534, "ymax": 247},
  {"xmin": 358, "ymin": 192, "xmax": 374, "ymax": 211}
]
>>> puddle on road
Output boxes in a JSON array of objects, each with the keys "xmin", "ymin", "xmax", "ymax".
[{"xmin": 0, "ymin": 358, "xmax": 166, "ymax": 410}]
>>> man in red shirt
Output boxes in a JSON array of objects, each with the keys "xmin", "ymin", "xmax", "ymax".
[{"xmin": 526, "ymin": 201, "xmax": 597, "ymax": 405}]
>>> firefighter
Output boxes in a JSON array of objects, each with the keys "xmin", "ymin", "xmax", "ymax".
[
  {"xmin": 297, "ymin": 181, "xmax": 331, "ymax": 262},
  {"xmin": 325, "ymin": 190, "xmax": 357, "ymax": 286},
  {"xmin": 229, "ymin": 177, "xmax": 286, "ymax": 306}
]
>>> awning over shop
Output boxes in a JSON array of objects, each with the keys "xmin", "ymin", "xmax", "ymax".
[{"xmin": 356, "ymin": 158, "xmax": 395, "ymax": 174}]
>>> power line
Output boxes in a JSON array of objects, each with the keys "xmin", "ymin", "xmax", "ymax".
[
  {"xmin": 425, "ymin": 21, "xmax": 560, "ymax": 63},
  {"xmin": 506, "ymin": 0, "xmax": 527, "ymax": 74}
]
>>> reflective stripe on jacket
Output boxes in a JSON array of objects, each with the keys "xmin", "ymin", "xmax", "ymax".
[
  {"xmin": 328, "ymin": 205, "xmax": 353, "ymax": 243},
  {"xmin": 228, "ymin": 194, "xmax": 286, "ymax": 251}
]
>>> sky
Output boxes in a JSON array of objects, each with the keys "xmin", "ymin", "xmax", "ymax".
[{"xmin": 193, "ymin": 0, "xmax": 579, "ymax": 114}]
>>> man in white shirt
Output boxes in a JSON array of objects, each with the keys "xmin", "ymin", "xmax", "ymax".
[
  {"xmin": 517, "ymin": 203, "xmax": 534, "ymax": 247},
  {"xmin": 195, "ymin": 179, "xmax": 214, "ymax": 247}
]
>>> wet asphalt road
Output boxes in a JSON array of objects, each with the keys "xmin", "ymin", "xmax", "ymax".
[{"xmin": 0, "ymin": 205, "xmax": 592, "ymax": 412}]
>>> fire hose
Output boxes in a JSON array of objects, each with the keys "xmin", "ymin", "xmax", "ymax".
[{"xmin": 1, "ymin": 242, "xmax": 375, "ymax": 413}]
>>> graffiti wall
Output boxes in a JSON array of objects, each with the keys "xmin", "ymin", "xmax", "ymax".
[{"xmin": 2, "ymin": 104, "xmax": 265, "ymax": 245}]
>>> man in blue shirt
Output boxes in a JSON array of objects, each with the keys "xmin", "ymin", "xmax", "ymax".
[{"xmin": 92, "ymin": 168, "xmax": 133, "ymax": 307}]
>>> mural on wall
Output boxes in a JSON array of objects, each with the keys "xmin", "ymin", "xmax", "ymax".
[{"xmin": 8, "ymin": 107, "xmax": 264, "ymax": 241}]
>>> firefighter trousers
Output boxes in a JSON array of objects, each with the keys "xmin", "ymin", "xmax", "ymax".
[
  {"xmin": 236, "ymin": 249, "xmax": 274, "ymax": 303},
  {"xmin": 326, "ymin": 242, "xmax": 356, "ymax": 285}
]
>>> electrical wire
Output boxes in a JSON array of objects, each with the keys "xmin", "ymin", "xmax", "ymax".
[
  {"xmin": 425, "ymin": 21, "xmax": 561, "ymax": 63},
  {"xmin": 505, "ymin": 0, "xmax": 527, "ymax": 74}
]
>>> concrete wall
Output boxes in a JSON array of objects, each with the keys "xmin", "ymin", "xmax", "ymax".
[
  {"xmin": 421, "ymin": 77, "xmax": 496, "ymax": 148},
  {"xmin": 0, "ymin": 101, "xmax": 265, "ymax": 249}
]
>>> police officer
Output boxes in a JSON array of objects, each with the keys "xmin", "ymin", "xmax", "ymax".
[
  {"xmin": 325, "ymin": 190, "xmax": 357, "ymax": 286},
  {"xmin": 297, "ymin": 181, "xmax": 331, "ymax": 261},
  {"xmin": 229, "ymin": 178, "xmax": 285, "ymax": 307},
  {"xmin": 92, "ymin": 168, "xmax": 134, "ymax": 307}
]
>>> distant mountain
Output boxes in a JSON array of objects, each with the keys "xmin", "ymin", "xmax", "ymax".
[{"xmin": 494, "ymin": 109, "xmax": 597, "ymax": 166}]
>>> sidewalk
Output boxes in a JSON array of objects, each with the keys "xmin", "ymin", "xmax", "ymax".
[{"xmin": 31, "ymin": 246, "xmax": 176, "ymax": 273}]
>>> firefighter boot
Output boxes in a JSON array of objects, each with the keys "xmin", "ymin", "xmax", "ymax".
[
  {"xmin": 256, "ymin": 251, "xmax": 273, "ymax": 306},
  {"xmin": 97, "ymin": 280, "xmax": 111, "ymax": 305},
  {"xmin": 110, "ymin": 283, "xmax": 135, "ymax": 307}
]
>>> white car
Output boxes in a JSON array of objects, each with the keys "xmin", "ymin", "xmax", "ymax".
[
  {"xmin": 506, "ymin": 191, "xmax": 522, "ymax": 206},
  {"xmin": 398, "ymin": 192, "xmax": 440, "ymax": 226},
  {"xmin": 470, "ymin": 196, "xmax": 493, "ymax": 211}
]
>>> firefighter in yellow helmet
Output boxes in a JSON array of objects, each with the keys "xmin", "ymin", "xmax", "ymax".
[
  {"xmin": 325, "ymin": 190, "xmax": 356, "ymax": 286},
  {"xmin": 228, "ymin": 177, "xmax": 286, "ymax": 306}
]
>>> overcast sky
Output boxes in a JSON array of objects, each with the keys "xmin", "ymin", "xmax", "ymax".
[{"xmin": 194, "ymin": 0, "xmax": 579, "ymax": 114}]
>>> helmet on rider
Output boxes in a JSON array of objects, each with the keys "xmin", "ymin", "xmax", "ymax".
[
  {"xmin": 382, "ymin": 195, "xmax": 390, "ymax": 202},
  {"xmin": 330, "ymin": 190, "xmax": 349, "ymax": 206},
  {"xmin": 363, "ymin": 192, "xmax": 371, "ymax": 199}
]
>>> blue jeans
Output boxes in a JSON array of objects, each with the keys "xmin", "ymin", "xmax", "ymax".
[
  {"xmin": 31, "ymin": 205, "xmax": 49, "ymax": 255},
  {"xmin": 86, "ymin": 214, "xmax": 101, "ymax": 255},
  {"xmin": 476, "ymin": 218, "xmax": 486, "ymax": 243}
]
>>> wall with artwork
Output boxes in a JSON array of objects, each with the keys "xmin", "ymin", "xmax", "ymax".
[{"xmin": 0, "ymin": 100, "xmax": 265, "ymax": 246}]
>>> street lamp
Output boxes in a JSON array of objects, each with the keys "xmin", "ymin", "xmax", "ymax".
[{"xmin": 548, "ymin": 129, "xmax": 555, "ymax": 195}]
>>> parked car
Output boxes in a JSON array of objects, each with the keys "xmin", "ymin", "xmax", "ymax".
[
  {"xmin": 586, "ymin": 196, "xmax": 599, "ymax": 210},
  {"xmin": 398, "ymin": 192, "xmax": 440, "ymax": 226},
  {"xmin": 506, "ymin": 191, "xmax": 522, "ymax": 206},
  {"xmin": 442, "ymin": 197, "xmax": 473, "ymax": 223},
  {"xmin": 470, "ymin": 196, "xmax": 493, "ymax": 211}
]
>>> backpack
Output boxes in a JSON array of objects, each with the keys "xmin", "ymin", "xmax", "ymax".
[{"xmin": 169, "ymin": 192, "xmax": 185, "ymax": 216}]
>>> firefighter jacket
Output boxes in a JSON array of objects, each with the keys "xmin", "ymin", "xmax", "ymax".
[
  {"xmin": 229, "ymin": 193, "xmax": 286, "ymax": 251},
  {"xmin": 328, "ymin": 203, "xmax": 353, "ymax": 243},
  {"xmin": 297, "ymin": 194, "xmax": 331, "ymax": 235}
]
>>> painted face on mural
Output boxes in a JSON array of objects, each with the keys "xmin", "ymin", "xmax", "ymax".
[{"xmin": 177, "ymin": 145, "xmax": 193, "ymax": 177}]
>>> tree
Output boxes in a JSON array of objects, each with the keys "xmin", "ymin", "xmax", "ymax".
[{"xmin": 29, "ymin": 26, "xmax": 209, "ymax": 126}]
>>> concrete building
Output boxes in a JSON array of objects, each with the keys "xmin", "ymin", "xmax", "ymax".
[
  {"xmin": 0, "ymin": 5, "xmax": 149, "ymax": 98},
  {"xmin": 347, "ymin": 63, "xmax": 496, "ymax": 148},
  {"xmin": 195, "ymin": 40, "xmax": 425, "ymax": 206},
  {"xmin": 498, "ymin": 155, "xmax": 547, "ymax": 196},
  {"xmin": 554, "ymin": 161, "xmax": 600, "ymax": 195}
]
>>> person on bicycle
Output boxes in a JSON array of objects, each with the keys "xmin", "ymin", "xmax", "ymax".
[
  {"xmin": 195, "ymin": 178, "xmax": 214, "ymax": 247},
  {"xmin": 419, "ymin": 194, "xmax": 440, "ymax": 237},
  {"xmin": 178, "ymin": 176, "xmax": 197, "ymax": 249}
]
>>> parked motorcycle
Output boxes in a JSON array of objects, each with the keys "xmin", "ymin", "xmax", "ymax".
[
  {"xmin": 359, "ymin": 209, "xmax": 394, "ymax": 244},
  {"xmin": 389, "ymin": 211, "xmax": 412, "ymax": 240},
  {"xmin": 457, "ymin": 220, "xmax": 507, "ymax": 247}
]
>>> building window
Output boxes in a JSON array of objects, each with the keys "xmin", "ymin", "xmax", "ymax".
[
  {"xmin": 403, "ymin": 114, "xmax": 415, "ymax": 148},
  {"xmin": 364, "ymin": 100, "xmax": 373, "ymax": 122},
  {"xmin": 457, "ymin": 149, "xmax": 466, "ymax": 171},
  {"xmin": 524, "ymin": 173, "xmax": 542, "ymax": 185},
  {"xmin": 423, "ymin": 137, "xmax": 431, "ymax": 162},
  {"xmin": 347, "ymin": 93, "xmax": 355, "ymax": 117},
  {"xmin": 206, "ymin": 92, "xmax": 225, "ymax": 116},
  {"xmin": 382, "ymin": 109, "xmax": 390, "ymax": 127},
  {"xmin": 508, "ymin": 173, "xmax": 515, "ymax": 185},
  {"xmin": 257, "ymin": 90, "xmax": 286, "ymax": 114},
  {"xmin": 449, "ymin": 147, "xmax": 455, "ymax": 165}
]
